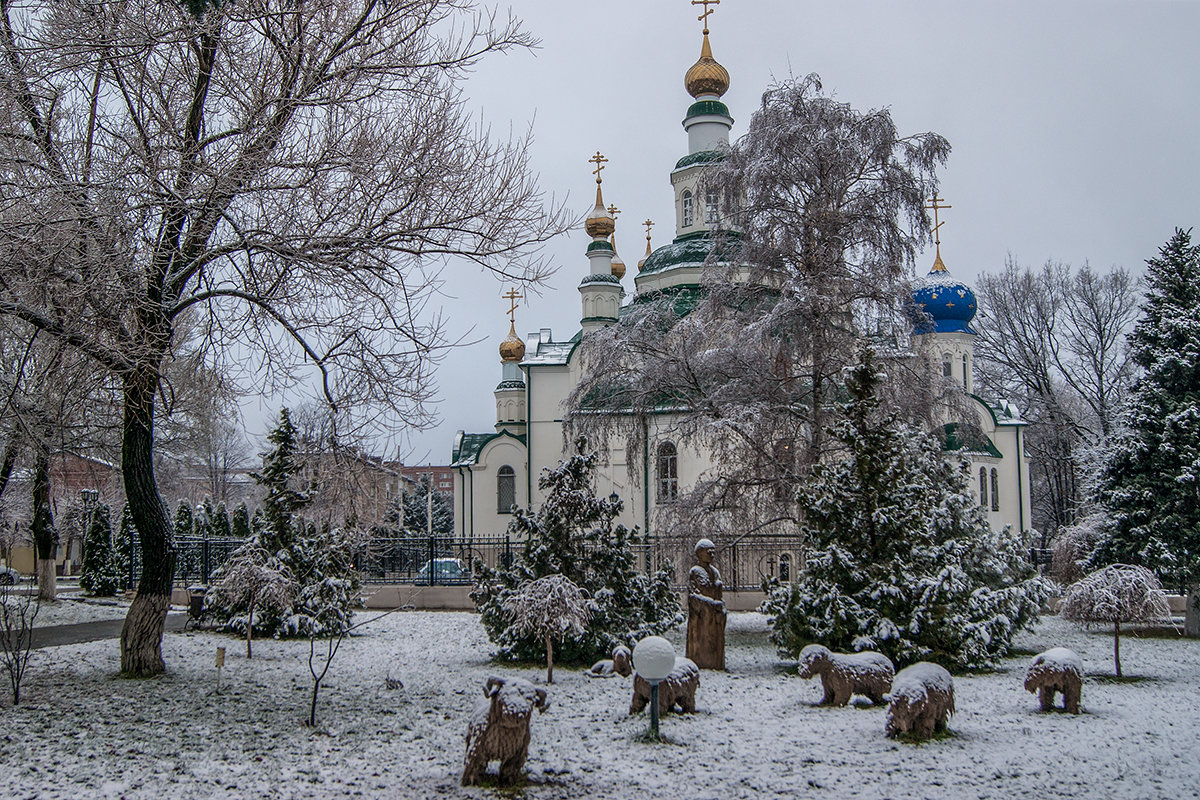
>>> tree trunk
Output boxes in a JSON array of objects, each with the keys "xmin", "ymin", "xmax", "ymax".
[
  {"xmin": 119, "ymin": 365, "xmax": 174, "ymax": 677},
  {"xmin": 1113, "ymin": 619, "xmax": 1122, "ymax": 677},
  {"xmin": 545, "ymin": 634, "xmax": 554, "ymax": 684},
  {"xmin": 1185, "ymin": 586, "xmax": 1199, "ymax": 638},
  {"xmin": 246, "ymin": 594, "xmax": 255, "ymax": 659},
  {"xmin": 31, "ymin": 443, "xmax": 57, "ymax": 602}
]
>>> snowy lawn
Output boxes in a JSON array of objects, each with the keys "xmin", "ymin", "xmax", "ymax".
[
  {"xmin": 1, "ymin": 612, "xmax": 1197, "ymax": 799},
  {"xmin": 1, "ymin": 590, "xmax": 135, "ymax": 627}
]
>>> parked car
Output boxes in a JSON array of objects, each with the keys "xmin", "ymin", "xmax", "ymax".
[
  {"xmin": 0, "ymin": 566, "xmax": 21, "ymax": 585},
  {"xmin": 415, "ymin": 558, "xmax": 470, "ymax": 585}
]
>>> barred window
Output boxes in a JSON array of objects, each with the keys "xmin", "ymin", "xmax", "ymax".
[
  {"xmin": 656, "ymin": 441, "xmax": 678, "ymax": 503},
  {"xmin": 497, "ymin": 465, "xmax": 516, "ymax": 513}
]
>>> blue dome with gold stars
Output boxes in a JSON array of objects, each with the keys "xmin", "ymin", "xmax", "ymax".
[{"xmin": 910, "ymin": 255, "xmax": 977, "ymax": 335}]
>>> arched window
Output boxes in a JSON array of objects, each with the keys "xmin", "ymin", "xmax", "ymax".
[
  {"xmin": 682, "ymin": 191, "xmax": 694, "ymax": 227},
  {"xmin": 979, "ymin": 467, "xmax": 988, "ymax": 508},
  {"xmin": 497, "ymin": 465, "xmax": 516, "ymax": 513},
  {"xmin": 705, "ymin": 189, "xmax": 719, "ymax": 224},
  {"xmin": 990, "ymin": 468, "xmax": 1000, "ymax": 512},
  {"xmin": 656, "ymin": 441, "xmax": 678, "ymax": 503},
  {"xmin": 779, "ymin": 553, "xmax": 791, "ymax": 582},
  {"xmin": 942, "ymin": 352, "xmax": 953, "ymax": 378},
  {"xmin": 962, "ymin": 353, "xmax": 970, "ymax": 389}
]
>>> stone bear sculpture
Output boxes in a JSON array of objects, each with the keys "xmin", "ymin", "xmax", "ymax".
[
  {"xmin": 797, "ymin": 644, "xmax": 895, "ymax": 706},
  {"xmin": 1024, "ymin": 647, "xmax": 1083, "ymax": 714},
  {"xmin": 885, "ymin": 662, "xmax": 955, "ymax": 739}
]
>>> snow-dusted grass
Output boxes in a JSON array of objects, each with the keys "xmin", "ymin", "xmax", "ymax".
[
  {"xmin": 2, "ymin": 612, "xmax": 1198, "ymax": 799},
  {"xmin": 4, "ymin": 594, "xmax": 133, "ymax": 627}
]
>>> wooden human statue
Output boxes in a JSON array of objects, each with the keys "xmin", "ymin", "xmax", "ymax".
[{"xmin": 686, "ymin": 538, "xmax": 727, "ymax": 669}]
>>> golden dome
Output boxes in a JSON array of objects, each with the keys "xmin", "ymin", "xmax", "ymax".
[
  {"xmin": 584, "ymin": 186, "xmax": 615, "ymax": 239},
  {"xmin": 685, "ymin": 32, "xmax": 729, "ymax": 98},
  {"xmin": 499, "ymin": 322, "xmax": 525, "ymax": 362},
  {"xmin": 611, "ymin": 251, "xmax": 626, "ymax": 279}
]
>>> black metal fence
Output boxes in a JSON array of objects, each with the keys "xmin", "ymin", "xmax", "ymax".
[{"xmin": 133, "ymin": 531, "xmax": 809, "ymax": 591}]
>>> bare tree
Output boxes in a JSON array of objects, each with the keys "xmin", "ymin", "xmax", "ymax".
[
  {"xmin": 0, "ymin": 0, "xmax": 567, "ymax": 675},
  {"xmin": 0, "ymin": 578, "xmax": 39, "ymax": 705},
  {"xmin": 206, "ymin": 542, "xmax": 295, "ymax": 659},
  {"xmin": 1061, "ymin": 564, "xmax": 1170, "ymax": 677},
  {"xmin": 568, "ymin": 75, "xmax": 947, "ymax": 542},
  {"xmin": 503, "ymin": 574, "xmax": 591, "ymax": 683},
  {"xmin": 974, "ymin": 260, "xmax": 1138, "ymax": 533}
]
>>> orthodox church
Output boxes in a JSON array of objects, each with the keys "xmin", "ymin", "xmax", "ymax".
[{"xmin": 451, "ymin": 11, "xmax": 1031, "ymax": 552}]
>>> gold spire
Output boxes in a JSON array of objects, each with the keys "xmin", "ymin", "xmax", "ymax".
[
  {"xmin": 638, "ymin": 219, "xmax": 654, "ymax": 271},
  {"xmin": 607, "ymin": 204, "xmax": 626, "ymax": 279},
  {"xmin": 499, "ymin": 288, "xmax": 526, "ymax": 362},
  {"xmin": 584, "ymin": 151, "xmax": 615, "ymax": 238},
  {"xmin": 686, "ymin": 0, "xmax": 729, "ymax": 98},
  {"xmin": 926, "ymin": 194, "xmax": 952, "ymax": 272}
]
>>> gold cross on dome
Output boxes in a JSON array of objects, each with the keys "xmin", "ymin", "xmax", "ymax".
[
  {"xmin": 502, "ymin": 288, "xmax": 523, "ymax": 324},
  {"xmin": 607, "ymin": 204, "xmax": 621, "ymax": 221},
  {"xmin": 925, "ymin": 194, "xmax": 952, "ymax": 249},
  {"xmin": 644, "ymin": 219, "xmax": 655, "ymax": 241},
  {"xmin": 692, "ymin": 0, "xmax": 719, "ymax": 34},
  {"xmin": 589, "ymin": 151, "xmax": 608, "ymax": 184}
]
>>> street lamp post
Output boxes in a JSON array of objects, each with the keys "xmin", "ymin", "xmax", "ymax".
[{"xmin": 632, "ymin": 636, "xmax": 676, "ymax": 740}]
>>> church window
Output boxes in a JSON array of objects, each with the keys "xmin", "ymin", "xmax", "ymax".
[
  {"xmin": 962, "ymin": 353, "xmax": 970, "ymax": 389},
  {"xmin": 991, "ymin": 468, "xmax": 1000, "ymax": 511},
  {"xmin": 705, "ymin": 189, "xmax": 719, "ymax": 224},
  {"xmin": 979, "ymin": 467, "xmax": 988, "ymax": 508},
  {"xmin": 656, "ymin": 441, "xmax": 678, "ymax": 503},
  {"xmin": 682, "ymin": 191, "xmax": 694, "ymax": 227},
  {"xmin": 779, "ymin": 553, "xmax": 791, "ymax": 582},
  {"xmin": 942, "ymin": 352, "xmax": 953, "ymax": 378},
  {"xmin": 497, "ymin": 465, "xmax": 516, "ymax": 513}
]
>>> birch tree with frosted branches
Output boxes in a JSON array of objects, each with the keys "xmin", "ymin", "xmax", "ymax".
[{"xmin": 503, "ymin": 574, "xmax": 591, "ymax": 683}]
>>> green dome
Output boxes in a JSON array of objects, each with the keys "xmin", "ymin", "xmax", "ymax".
[{"xmin": 637, "ymin": 231, "xmax": 741, "ymax": 276}]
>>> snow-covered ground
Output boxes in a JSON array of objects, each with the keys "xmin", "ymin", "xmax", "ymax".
[{"xmin": 2, "ymin": 611, "xmax": 1197, "ymax": 799}]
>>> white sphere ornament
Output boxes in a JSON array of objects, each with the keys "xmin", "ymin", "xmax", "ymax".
[{"xmin": 632, "ymin": 636, "xmax": 675, "ymax": 681}]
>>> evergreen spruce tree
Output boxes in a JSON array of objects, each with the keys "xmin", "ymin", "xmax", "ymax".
[
  {"xmin": 473, "ymin": 440, "xmax": 681, "ymax": 664},
  {"xmin": 79, "ymin": 503, "xmax": 120, "ymax": 596},
  {"xmin": 116, "ymin": 503, "xmax": 135, "ymax": 590},
  {"xmin": 205, "ymin": 409, "xmax": 359, "ymax": 638},
  {"xmin": 212, "ymin": 502, "xmax": 233, "ymax": 539},
  {"xmin": 231, "ymin": 502, "xmax": 252, "ymax": 541},
  {"xmin": 761, "ymin": 346, "xmax": 1050, "ymax": 670},
  {"xmin": 397, "ymin": 473, "xmax": 454, "ymax": 535},
  {"xmin": 1095, "ymin": 228, "xmax": 1200, "ymax": 591},
  {"xmin": 173, "ymin": 499, "xmax": 194, "ymax": 539}
]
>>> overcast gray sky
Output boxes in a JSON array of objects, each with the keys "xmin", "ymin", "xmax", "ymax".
[{"xmin": 242, "ymin": 0, "xmax": 1200, "ymax": 464}]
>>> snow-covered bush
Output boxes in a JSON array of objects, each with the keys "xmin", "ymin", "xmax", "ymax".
[
  {"xmin": 1060, "ymin": 563, "xmax": 1171, "ymax": 676},
  {"xmin": 1051, "ymin": 513, "xmax": 1109, "ymax": 586},
  {"xmin": 205, "ymin": 409, "xmax": 360, "ymax": 639},
  {"xmin": 474, "ymin": 442, "xmax": 681, "ymax": 665},
  {"xmin": 79, "ymin": 504, "xmax": 120, "ymax": 597},
  {"xmin": 762, "ymin": 347, "xmax": 1052, "ymax": 670},
  {"xmin": 503, "ymin": 574, "xmax": 591, "ymax": 683}
]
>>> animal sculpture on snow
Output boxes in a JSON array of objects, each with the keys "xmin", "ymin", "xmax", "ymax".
[
  {"xmin": 630, "ymin": 656, "xmax": 700, "ymax": 715},
  {"xmin": 1024, "ymin": 647, "xmax": 1083, "ymax": 714},
  {"xmin": 885, "ymin": 662, "xmax": 955, "ymax": 740},
  {"xmin": 797, "ymin": 644, "xmax": 895, "ymax": 706},
  {"xmin": 462, "ymin": 676, "xmax": 549, "ymax": 786}
]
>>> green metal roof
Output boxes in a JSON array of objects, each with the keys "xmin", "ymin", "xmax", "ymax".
[
  {"xmin": 451, "ymin": 430, "xmax": 526, "ymax": 467},
  {"xmin": 941, "ymin": 422, "xmax": 1003, "ymax": 458},
  {"xmin": 685, "ymin": 100, "xmax": 731, "ymax": 120},
  {"xmin": 637, "ymin": 230, "xmax": 742, "ymax": 276},
  {"xmin": 674, "ymin": 149, "xmax": 727, "ymax": 170}
]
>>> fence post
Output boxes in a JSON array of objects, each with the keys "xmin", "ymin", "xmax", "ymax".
[
  {"xmin": 428, "ymin": 536, "xmax": 435, "ymax": 586},
  {"xmin": 202, "ymin": 535, "xmax": 211, "ymax": 584}
]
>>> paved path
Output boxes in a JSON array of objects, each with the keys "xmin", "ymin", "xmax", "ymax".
[{"xmin": 29, "ymin": 613, "xmax": 188, "ymax": 650}]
